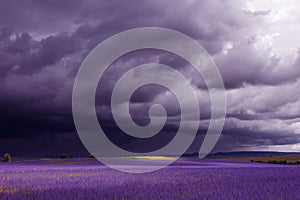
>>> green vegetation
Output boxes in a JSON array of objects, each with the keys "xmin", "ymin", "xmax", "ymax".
[
  {"xmin": 60, "ymin": 153, "xmax": 70, "ymax": 159},
  {"xmin": 2, "ymin": 153, "xmax": 12, "ymax": 162},
  {"xmin": 88, "ymin": 154, "xmax": 96, "ymax": 158},
  {"xmin": 253, "ymin": 160, "xmax": 300, "ymax": 165}
]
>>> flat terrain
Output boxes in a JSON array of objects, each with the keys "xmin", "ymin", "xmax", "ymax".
[
  {"xmin": 0, "ymin": 158, "xmax": 299, "ymax": 199},
  {"xmin": 217, "ymin": 155, "xmax": 300, "ymax": 163}
]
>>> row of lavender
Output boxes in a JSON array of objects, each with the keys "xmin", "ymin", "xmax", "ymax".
[{"xmin": 0, "ymin": 159, "xmax": 299, "ymax": 199}]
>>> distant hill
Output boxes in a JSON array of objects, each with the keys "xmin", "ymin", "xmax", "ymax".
[{"xmin": 183, "ymin": 151, "xmax": 300, "ymax": 158}]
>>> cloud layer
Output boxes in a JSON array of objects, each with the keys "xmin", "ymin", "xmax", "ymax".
[{"xmin": 0, "ymin": 0, "xmax": 300, "ymax": 155}]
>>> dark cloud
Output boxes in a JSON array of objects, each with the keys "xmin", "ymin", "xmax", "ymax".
[{"xmin": 0, "ymin": 0, "xmax": 300, "ymax": 156}]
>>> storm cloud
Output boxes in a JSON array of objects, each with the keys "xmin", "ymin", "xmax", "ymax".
[{"xmin": 0, "ymin": 0, "xmax": 300, "ymax": 156}]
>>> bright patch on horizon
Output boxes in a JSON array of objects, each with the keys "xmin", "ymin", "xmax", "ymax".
[{"xmin": 123, "ymin": 156, "xmax": 175, "ymax": 161}]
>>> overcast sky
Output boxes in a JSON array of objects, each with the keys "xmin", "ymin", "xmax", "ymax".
[{"xmin": 0, "ymin": 0, "xmax": 300, "ymax": 156}]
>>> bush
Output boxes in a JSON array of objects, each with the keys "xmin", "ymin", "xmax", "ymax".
[
  {"xmin": 88, "ymin": 154, "xmax": 96, "ymax": 158},
  {"xmin": 3, "ymin": 153, "xmax": 12, "ymax": 162},
  {"xmin": 60, "ymin": 153, "xmax": 70, "ymax": 159}
]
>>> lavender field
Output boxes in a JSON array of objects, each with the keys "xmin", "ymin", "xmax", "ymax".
[{"xmin": 0, "ymin": 158, "xmax": 299, "ymax": 200}]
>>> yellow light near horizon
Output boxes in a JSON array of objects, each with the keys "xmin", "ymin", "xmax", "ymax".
[{"xmin": 123, "ymin": 156, "xmax": 175, "ymax": 161}]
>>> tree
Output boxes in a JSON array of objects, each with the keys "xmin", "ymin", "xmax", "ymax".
[
  {"xmin": 88, "ymin": 154, "xmax": 96, "ymax": 158},
  {"xmin": 60, "ymin": 153, "xmax": 70, "ymax": 159},
  {"xmin": 3, "ymin": 153, "xmax": 12, "ymax": 162}
]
